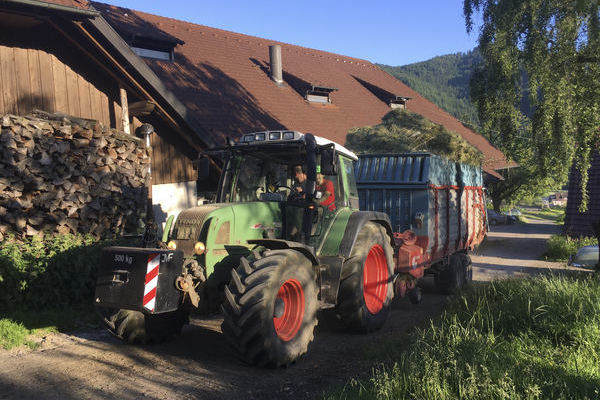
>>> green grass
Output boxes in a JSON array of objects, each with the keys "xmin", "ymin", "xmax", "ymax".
[
  {"xmin": 0, "ymin": 308, "xmax": 98, "ymax": 350},
  {"xmin": 0, "ymin": 233, "xmax": 134, "ymax": 350},
  {"xmin": 324, "ymin": 275, "xmax": 600, "ymax": 400},
  {"xmin": 0, "ymin": 319, "xmax": 36, "ymax": 350},
  {"xmin": 516, "ymin": 215, "xmax": 529, "ymax": 224},
  {"xmin": 520, "ymin": 207, "xmax": 565, "ymax": 224},
  {"xmin": 542, "ymin": 235, "xmax": 597, "ymax": 262}
]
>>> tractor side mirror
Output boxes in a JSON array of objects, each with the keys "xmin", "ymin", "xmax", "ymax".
[
  {"xmin": 198, "ymin": 157, "xmax": 210, "ymax": 181},
  {"xmin": 319, "ymin": 144, "xmax": 337, "ymax": 175}
]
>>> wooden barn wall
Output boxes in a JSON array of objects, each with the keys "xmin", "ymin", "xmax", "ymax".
[
  {"xmin": 149, "ymin": 119, "xmax": 197, "ymax": 185},
  {"xmin": 0, "ymin": 13, "xmax": 198, "ymax": 187},
  {"xmin": 0, "ymin": 15, "xmax": 122, "ymax": 128}
]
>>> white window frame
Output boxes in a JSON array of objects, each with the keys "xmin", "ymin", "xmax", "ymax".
[{"xmin": 131, "ymin": 46, "xmax": 172, "ymax": 61}]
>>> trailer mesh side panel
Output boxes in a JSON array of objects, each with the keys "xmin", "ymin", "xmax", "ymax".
[{"xmin": 355, "ymin": 153, "xmax": 486, "ymax": 259}]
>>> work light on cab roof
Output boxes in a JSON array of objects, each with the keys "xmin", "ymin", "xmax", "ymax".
[
  {"xmin": 238, "ymin": 130, "xmax": 358, "ymax": 161},
  {"xmin": 240, "ymin": 130, "xmax": 301, "ymax": 143}
]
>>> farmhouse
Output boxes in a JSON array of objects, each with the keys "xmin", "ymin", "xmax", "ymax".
[{"xmin": 0, "ymin": 0, "xmax": 511, "ymax": 229}]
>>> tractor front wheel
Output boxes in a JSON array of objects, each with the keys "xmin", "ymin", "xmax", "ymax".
[
  {"xmin": 221, "ymin": 249, "xmax": 318, "ymax": 367},
  {"xmin": 336, "ymin": 222, "xmax": 394, "ymax": 333},
  {"xmin": 96, "ymin": 308, "xmax": 189, "ymax": 344}
]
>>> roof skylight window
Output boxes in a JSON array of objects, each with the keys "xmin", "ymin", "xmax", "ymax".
[
  {"xmin": 306, "ymin": 85, "xmax": 338, "ymax": 104},
  {"xmin": 131, "ymin": 46, "xmax": 172, "ymax": 61},
  {"xmin": 390, "ymin": 95, "xmax": 412, "ymax": 110}
]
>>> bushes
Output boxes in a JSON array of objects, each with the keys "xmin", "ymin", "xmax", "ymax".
[
  {"xmin": 0, "ymin": 234, "xmax": 134, "ymax": 311},
  {"xmin": 543, "ymin": 235, "xmax": 597, "ymax": 262},
  {"xmin": 327, "ymin": 275, "xmax": 600, "ymax": 400}
]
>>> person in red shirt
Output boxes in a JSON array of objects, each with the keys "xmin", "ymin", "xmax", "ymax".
[{"xmin": 316, "ymin": 170, "xmax": 336, "ymax": 212}]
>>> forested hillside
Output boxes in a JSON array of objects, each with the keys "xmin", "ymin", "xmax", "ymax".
[{"xmin": 378, "ymin": 49, "xmax": 481, "ymax": 126}]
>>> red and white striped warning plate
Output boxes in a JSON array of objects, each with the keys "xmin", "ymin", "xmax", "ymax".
[{"xmin": 143, "ymin": 253, "xmax": 160, "ymax": 312}]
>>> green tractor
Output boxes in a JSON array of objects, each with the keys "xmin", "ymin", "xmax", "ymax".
[{"xmin": 95, "ymin": 131, "xmax": 395, "ymax": 367}]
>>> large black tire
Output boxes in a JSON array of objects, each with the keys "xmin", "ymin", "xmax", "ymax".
[
  {"xmin": 97, "ymin": 307, "xmax": 189, "ymax": 344},
  {"xmin": 434, "ymin": 252, "xmax": 472, "ymax": 294},
  {"xmin": 221, "ymin": 249, "xmax": 318, "ymax": 367},
  {"xmin": 336, "ymin": 222, "xmax": 394, "ymax": 333}
]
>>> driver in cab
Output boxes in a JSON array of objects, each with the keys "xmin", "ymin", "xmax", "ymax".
[{"xmin": 290, "ymin": 165, "xmax": 307, "ymax": 200}]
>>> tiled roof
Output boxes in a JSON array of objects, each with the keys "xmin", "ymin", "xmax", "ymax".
[
  {"xmin": 38, "ymin": 0, "xmax": 90, "ymax": 10},
  {"xmin": 91, "ymin": 1, "xmax": 511, "ymax": 174}
]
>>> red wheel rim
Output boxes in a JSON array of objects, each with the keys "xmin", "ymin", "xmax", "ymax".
[
  {"xmin": 363, "ymin": 244, "xmax": 388, "ymax": 314},
  {"xmin": 273, "ymin": 279, "xmax": 305, "ymax": 341}
]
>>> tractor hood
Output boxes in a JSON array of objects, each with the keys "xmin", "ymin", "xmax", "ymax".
[
  {"xmin": 170, "ymin": 202, "xmax": 282, "ymax": 260},
  {"xmin": 175, "ymin": 204, "xmax": 227, "ymax": 227},
  {"xmin": 170, "ymin": 204, "xmax": 229, "ymax": 256}
]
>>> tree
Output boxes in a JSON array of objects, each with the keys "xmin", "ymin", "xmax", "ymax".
[
  {"xmin": 378, "ymin": 49, "xmax": 482, "ymax": 126},
  {"xmin": 464, "ymin": 0, "xmax": 600, "ymax": 210},
  {"xmin": 346, "ymin": 109, "xmax": 483, "ymax": 166},
  {"xmin": 486, "ymin": 165, "xmax": 556, "ymax": 211}
]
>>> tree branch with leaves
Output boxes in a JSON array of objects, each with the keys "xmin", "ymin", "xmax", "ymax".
[{"xmin": 465, "ymin": 0, "xmax": 600, "ymax": 211}]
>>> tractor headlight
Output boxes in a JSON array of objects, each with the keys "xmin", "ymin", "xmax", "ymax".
[
  {"xmin": 167, "ymin": 240, "xmax": 177, "ymax": 250},
  {"xmin": 194, "ymin": 241, "xmax": 206, "ymax": 255}
]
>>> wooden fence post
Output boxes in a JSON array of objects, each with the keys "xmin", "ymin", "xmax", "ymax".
[{"xmin": 119, "ymin": 86, "xmax": 130, "ymax": 134}]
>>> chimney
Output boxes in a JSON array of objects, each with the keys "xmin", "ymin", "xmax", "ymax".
[{"xmin": 269, "ymin": 45, "xmax": 283, "ymax": 85}]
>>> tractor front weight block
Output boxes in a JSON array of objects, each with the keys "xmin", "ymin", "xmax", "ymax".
[{"xmin": 95, "ymin": 247, "xmax": 184, "ymax": 314}]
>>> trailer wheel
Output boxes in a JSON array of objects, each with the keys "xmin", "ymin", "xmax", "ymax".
[
  {"xmin": 96, "ymin": 307, "xmax": 189, "ymax": 344},
  {"xmin": 434, "ymin": 253, "xmax": 472, "ymax": 294},
  {"xmin": 336, "ymin": 222, "xmax": 394, "ymax": 333},
  {"xmin": 221, "ymin": 249, "xmax": 318, "ymax": 367}
]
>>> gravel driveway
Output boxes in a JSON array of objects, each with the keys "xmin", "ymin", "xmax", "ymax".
[
  {"xmin": 472, "ymin": 216, "xmax": 574, "ymax": 280},
  {"xmin": 0, "ymin": 216, "xmax": 574, "ymax": 400}
]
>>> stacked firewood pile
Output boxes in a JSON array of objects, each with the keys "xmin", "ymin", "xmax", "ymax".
[{"xmin": 0, "ymin": 112, "xmax": 150, "ymax": 241}]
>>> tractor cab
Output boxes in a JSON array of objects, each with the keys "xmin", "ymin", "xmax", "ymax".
[
  {"xmin": 199, "ymin": 131, "xmax": 358, "ymax": 248},
  {"xmin": 95, "ymin": 129, "xmax": 400, "ymax": 368}
]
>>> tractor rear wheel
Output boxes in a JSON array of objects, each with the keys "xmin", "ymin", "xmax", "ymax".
[
  {"xmin": 434, "ymin": 253, "xmax": 472, "ymax": 294},
  {"xmin": 221, "ymin": 249, "xmax": 318, "ymax": 367},
  {"xmin": 336, "ymin": 222, "xmax": 394, "ymax": 333},
  {"xmin": 97, "ymin": 307, "xmax": 189, "ymax": 344}
]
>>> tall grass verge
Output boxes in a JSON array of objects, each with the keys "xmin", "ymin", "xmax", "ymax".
[
  {"xmin": 543, "ymin": 235, "xmax": 596, "ymax": 262},
  {"xmin": 326, "ymin": 275, "xmax": 600, "ymax": 400}
]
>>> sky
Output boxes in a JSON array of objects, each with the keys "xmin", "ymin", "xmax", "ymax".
[{"xmin": 100, "ymin": 0, "xmax": 482, "ymax": 66}]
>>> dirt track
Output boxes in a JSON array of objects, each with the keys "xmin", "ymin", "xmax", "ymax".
[
  {"xmin": 471, "ymin": 215, "xmax": 570, "ymax": 280},
  {"xmin": 0, "ymin": 296, "xmax": 446, "ymax": 400},
  {"xmin": 0, "ymin": 216, "xmax": 575, "ymax": 400}
]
